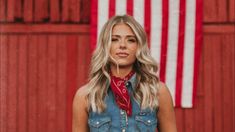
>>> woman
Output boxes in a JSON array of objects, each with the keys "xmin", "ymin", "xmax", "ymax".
[{"xmin": 73, "ymin": 15, "xmax": 177, "ymax": 132}]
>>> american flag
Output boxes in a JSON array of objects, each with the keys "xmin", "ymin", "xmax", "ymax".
[{"xmin": 90, "ymin": 0, "xmax": 202, "ymax": 108}]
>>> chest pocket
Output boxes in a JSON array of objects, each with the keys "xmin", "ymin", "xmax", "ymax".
[
  {"xmin": 135, "ymin": 112, "xmax": 157, "ymax": 132},
  {"xmin": 88, "ymin": 115, "xmax": 111, "ymax": 132}
]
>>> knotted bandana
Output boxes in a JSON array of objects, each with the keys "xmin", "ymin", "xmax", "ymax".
[{"xmin": 110, "ymin": 71, "xmax": 135, "ymax": 116}]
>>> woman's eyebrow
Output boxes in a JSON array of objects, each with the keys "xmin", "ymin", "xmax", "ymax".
[{"xmin": 112, "ymin": 35, "xmax": 136, "ymax": 38}]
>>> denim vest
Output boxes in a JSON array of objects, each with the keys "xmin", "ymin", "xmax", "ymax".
[{"xmin": 88, "ymin": 74, "xmax": 158, "ymax": 132}]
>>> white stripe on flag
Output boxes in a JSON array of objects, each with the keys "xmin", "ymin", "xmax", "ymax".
[
  {"xmin": 150, "ymin": 0, "xmax": 162, "ymax": 67},
  {"xmin": 133, "ymin": 0, "xmax": 145, "ymax": 26},
  {"xmin": 182, "ymin": 0, "xmax": 196, "ymax": 107},
  {"xmin": 98, "ymin": 0, "xmax": 109, "ymax": 36},
  {"xmin": 165, "ymin": 0, "xmax": 180, "ymax": 105},
  {"xmin": 116, "ymin": 0, "xmax": 127, "ymax": 15}
]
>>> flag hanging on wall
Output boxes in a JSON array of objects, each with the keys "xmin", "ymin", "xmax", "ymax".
[{"xmin": 90, "ymin": 0, "xmax": 202, "ymax": 108}]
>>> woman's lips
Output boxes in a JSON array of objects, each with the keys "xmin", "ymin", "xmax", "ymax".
[{"xmin": 116, "ymin": 52, "xmax": 129, "ymax": 57}]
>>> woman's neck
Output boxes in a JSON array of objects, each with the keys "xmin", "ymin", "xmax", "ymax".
[{"xmin": 110, "ymin": 64, "xmax": 134, "ymax": 78}]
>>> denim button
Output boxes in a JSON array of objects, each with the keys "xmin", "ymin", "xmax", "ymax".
[
  {"xmin": 120, "ymin": 111, "xmax": 124, "ymax": 115},
  {"xmin": 147, "ymin": 120, "xmax": 151, "ymax": 123},
  {"xmin": 122, "ymin": 129, "xmax": 126, "ymax": 132},
  {"xmin": 125, "ymin": 82, "xmax": 130, "ymax": 87},
  {"xmin": 96, "ymin": 121, "xmax": 99, "ymax": 124}
]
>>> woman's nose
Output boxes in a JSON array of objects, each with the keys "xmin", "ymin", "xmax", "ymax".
[{"xmin": 119, "ymin": 39, "xmax": 126, "ymax": 48}]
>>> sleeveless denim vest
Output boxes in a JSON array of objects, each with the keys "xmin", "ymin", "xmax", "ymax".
[{"xmin": 88, "ymin": 74, "xmax": 158, "ymax": 132}]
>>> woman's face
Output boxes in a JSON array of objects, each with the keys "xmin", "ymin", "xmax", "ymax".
[{"xmin": 110, "ymin": 23, "xmax": 138, "ymax": 68}]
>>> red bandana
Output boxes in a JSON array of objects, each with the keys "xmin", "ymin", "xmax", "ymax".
[{"xmin": 110, "ymin": 71, "xmax": 135, "ymax": 116}]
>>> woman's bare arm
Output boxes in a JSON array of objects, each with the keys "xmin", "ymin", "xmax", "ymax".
[
  {"xmin": 72, "ymin": 86, "xmax": 89, "ymax": 132},
  {"xmin": 157, "ymin": 82, "xmax": 177, "ymax": 132}
]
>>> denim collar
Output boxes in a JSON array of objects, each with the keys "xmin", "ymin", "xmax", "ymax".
[{"xmin": 126, "ymin": 73, "xmax": 137, "ymax": 91}]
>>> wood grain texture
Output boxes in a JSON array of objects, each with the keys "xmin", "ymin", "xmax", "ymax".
[
  {"xmin": 70, "ymin": 0, "xmax": 80, "ymax": 22},
  {"xmin": 229, "ymin": 0, "xmax": 235, "ymax": 22},
  {"xmin": 0, "ymin": 24, "xmax": 89, "ymax": 34},
  {"xmin": 222, "ymin": 35, "xmax": 234, "ymax": 132},
  {"xmin": 62, "ymin": 0, "xmax": 69, "ymax": 22},
  {"xmin": 37, "ymin": 35, "xmax": 48, "ymax": 132},
  {"xmin": 17, "ymin": 35, "xmax": 27, "ymax": 132},
  {"xmin": 14, "ymin": 0, "xmax": 22, "ymax": 19},
  {"xmin": 23, "ymin": 0, "xmax": 33, "ymax": 22},
  {"xmin": 50, "ymin": 0, "xmax": 60, "ymax": 22},
  {"xmin": 7, "ymin": 35, "xmax": 18, "ymax": 132},
  {"xmin": 203, "ymin": 35, "xmax": 214, "ymax": 132},
  {"xmin": 35, "ymin": 0, "xmax": 49, "ymax": 22},
  {"xmin": 27, "ymin": 35, "xmax": 38, "ymax": 132},
  {"xmin": 212, "ymin": 36, "xmax": 223, "ymax": 132},
  {"xmin": 0, "ymin": 35, "xmax": 8, "ymax": 132},
  {"xmin": 66, "ymin": 35, "xmax": 78, "ymax": 132},
  {"xmin": 47, "ymin": 36, "xmax": 57, "ymax": 131},
  {"xmin": 56, "ymin": 35, "xmax": 67, "ymax": 132},
  {"xmin": 7, "ymin": 0, "xmax": 14, "ymax": 21},
  {"xmin": 0, "ymin": 0, "xmax": 6, "ymax": 21}
]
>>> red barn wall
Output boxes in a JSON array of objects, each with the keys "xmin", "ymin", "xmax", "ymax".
[{"xmin": 0, "ymin": 0, "xmax": 234, "ymax": 132}]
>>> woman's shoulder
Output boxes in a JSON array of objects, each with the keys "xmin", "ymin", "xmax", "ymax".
[
  {"xmin": 157, "ymin": 81, "xmax": 174, "ymax": 108},
  {"xmin": 74, "ymin": 84, "xmax": 88, "ymax": 98},
  {"xmin": 73, "ymin": 84, "xmax": 89, "ymax": 110},
  {"xmin": 158, "ymin": 81, "xmax": 169, "ymax": 92}
]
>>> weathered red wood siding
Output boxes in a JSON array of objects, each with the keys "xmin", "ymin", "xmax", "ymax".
[{"xmin": 0, "ymin": 0, "xmax": 234, "ymax": 132}]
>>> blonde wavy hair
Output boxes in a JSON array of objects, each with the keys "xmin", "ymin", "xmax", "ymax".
[{"xmin": 84, "ymin": 15, "xmax": 160, "ymax": 113}]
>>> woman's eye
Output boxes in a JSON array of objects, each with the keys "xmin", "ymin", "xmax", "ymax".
[
  {"xmin": 128, "ymin": 39, "xmax": 136, "ymax": 43},
  {"xmin": 111, "ymin": 38, "xmax": 118, "ymax": 42}
]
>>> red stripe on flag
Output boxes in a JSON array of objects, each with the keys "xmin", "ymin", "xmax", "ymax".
[
  {"xmin": 90, "ymin": 0, "xmax": 98, "ymax": 52},
  {"xmin": 193, "ymin": 0, "xmax": 203, "ymax": 106},
  {"xmin": 126, "ymin": 0, "xmax": 133, "ymax": 16},
  {"xmin": 175, "ymin": 0, "xmax": 186, "ymax": 107},
  {"xmin": 144, "ymin": 0, "xmax": 151, "ymax": 48},
  {"xmin": 109, "ymin": 0, "xmax": 116, "ymax": 18},
  {"xmin": 159, "ymin": 0, "xmax": 169, "ymax": 82}
]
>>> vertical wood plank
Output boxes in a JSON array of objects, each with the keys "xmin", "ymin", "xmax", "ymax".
[
  {"xmin": 56, "ymin": 35, "xmax": 67, "ymax": 132},
  {"xmin": 27, "ymin": 35, "xmax": 38, "ymax": 132},
  {"xmin": 184, "ymin": 109, "xmax": 194, "ymax": 132},
  {"xmin": 212, "ymin": 37, "xmax": 223, "ymax": 132},
  {"xmin": 0, "ymin": 0, "xmax": 6, "ymax": 21},
  {"xmin": 15, "ymin": 0, "xmax": 23, "ymax": 19},
  {"xmin": 62, "ymin": 0, "xmax": 69, "ymax": 22},
  {"xmin": 217, "ymin": 0, "xmax": 227, "ymax": 22},
  {"xmin": 203, "ymin": 36, "xmax": 213, "ymax": 132},
  {"xmin": 37, "ymin": 35, "xmax": 48, "ymax": 132},
  {"xmin": 203, "ymin": 0, "xmax": 217, "ymax": 22},
  {"xmin": 80, "ymin": 0, "xmax": 90, "ymax": 23},
  {"xmin": 66, "ymin": 35, "xmax": 78, "ymax": 132},
  {"xmin": 35, "ymin": 0, "xmax": 49, "ymax": 22},
  {"xmin": 222, "ymin": 34, "xmax": 234, "ymax": 132},
  {"xmin": 70, "ymin": 0, "xmax": 80, "ymax": 22},
  {"xmin": 7, "ymin": 35, "xmax": 18, "ymax": 132},
  {"xmin": 50, "ymin": 0, "xmax": 60, "ymax": 22},
  {"xmin": 7, "ymin": 0, "xmax": 15, "ymax": 21},
  {"xmin": 0, "ymin": 35, "xmax": 8, "ymax": 132},
  {"xmin": 175, "ymin": 108, "xmax": 184, "ymax": 132},
  {"xmin": 194, "ymin": 46, "xmax": 204, "ymax": 132},
  {"xmin": 47, "ymin": 35, "xmax": 57, "ymax": 132},
  {"xmin": 232, "ymin": 34, "xmax": 235, "ymax": 132},
  {"xmin": 85, "ymin": 35, "xmax": 91, "ymax": 79},
  {"xmin": 229, "ymin": 0, "xmax": 235, "ymax": 22},
  {"xmin": 23, "ymin": 0, "xmax": 33, "ymax": 22},
  {"xmin": 18, "ymin": 35, "xmax": 27, "ymax": 132},
  {"xmin": 77, "ymin": 35, "xmax": 88, "ymax": 87}
]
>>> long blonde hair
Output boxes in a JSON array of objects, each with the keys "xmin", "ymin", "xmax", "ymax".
[{"xmin": 84, "ymin": 15, "xmax": 160, "ymax": 113}]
